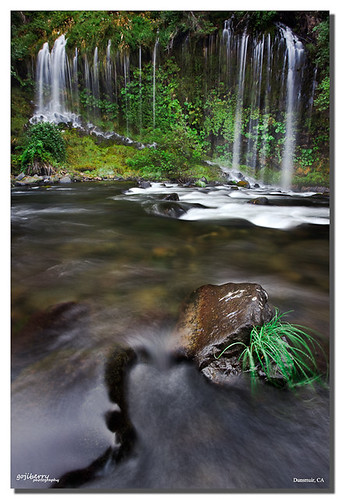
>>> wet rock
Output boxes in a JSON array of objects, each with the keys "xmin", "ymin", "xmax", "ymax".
[
  {"xmin": 247, "ymin": 196, "xmax": 270, "ymax": 205},
  {"xmin": 162, "ymin": 192, "xmax": 179, "ymax": 201},
  {"xmin": 16, "ymin": 172, "xmax": 25, "ymax": 181},
  {"xmin": 104, "ymin": 344, "xmax": 137, "ymax": 456},
  {"xmin": 59, "ymin": 175, "xmax": 72, "ymax": 184},
  {"xmin": 236, "ymin": 180, "xmax": 250, "ymax": 189},
  {"xmin": 15, "ymin": 174, "xmax": 44, "ymax": 186},
  {"xmin": 105, "ymin": 344, "xmax": 137, "ymax": 409},
  {"xmin": 138, "ymin": 180, "xmax": 151, "ymax": 189},
  {"xmin": 52, "ymin": 447, "xmax": 115, "ymax": 488},
  {"xmin": 151, "ymin": 201, "xmax": 188, "ymax": 218},
  {"xmin": 172, "ymin": 283, "xmax": 274, "ymax": 381}
]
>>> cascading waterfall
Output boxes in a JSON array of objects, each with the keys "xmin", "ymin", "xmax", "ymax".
[
  {"xmin": 36, "ymin": 41, "xmax": 50, "ymax": 116},
  {"xmin": 232, "ymin": 30, "xmax": 249, "ymax": 170},
  {"xmin": 246, "ymin": 36, "xmax": 264, "ymax": 171},
  {"xmin": 33, "ymin": 34, "xmax": 79, "ymax": 125},
  {"xmin": 31, "ymin": 22, "xmax": 312, "ymax": 189},
  {"xmin": 279, "ymin": 24, "xmax": 305, "ymax": 190},
  {"xmin": 105, "ymin": 40, "xmax": 113, "ymax": 99},
  {"xmin": 152, "ymin": 39, "xmax": 159, "ymax": 129},
  {"xmin": 72, "ymin": 48, "xmax": 79, "ymax": 113},
  {"xmin": 139, "ymin": 45, "xmax": 142, "ymax": 133},
  {"xmin": 123, "ymin": 52, "xmax": 130, "ymax": 135},
  {"xmin": 92, "ymin": 47, "xmax": 100, "ymax": 99},
  {"xmin": 259, "ymin": 33, "xmax": 272, "ymax": 173},
  {"xmin": 222, "ymin": 19, "xmax": 233, "ymax": 87}
]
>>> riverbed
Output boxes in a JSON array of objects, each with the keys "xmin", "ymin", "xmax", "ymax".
[{"xmin": 11, "ymin": 180, "xmax": 331, "ymax": 490}]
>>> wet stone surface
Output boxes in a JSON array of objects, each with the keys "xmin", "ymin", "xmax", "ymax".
[{"xmin": 172, "ymin": 282, "xmax": 274, "ymax": 381}]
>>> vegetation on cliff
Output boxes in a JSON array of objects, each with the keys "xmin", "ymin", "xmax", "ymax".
[{"xmin": 11, "ymin": 11, "xmax": 330, "ymax": 185}]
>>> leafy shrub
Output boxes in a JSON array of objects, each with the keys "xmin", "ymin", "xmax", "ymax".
[
  {"xmin": 21, "ymin": 122, "xmax": 66, "ymax": 175},
  {"xmin": 215, "ymin": 309, "xmax": 325, "ymax": 389},
  {"xmin": 126, "ymin": 147, "xmax": 181, "ymax": 179}
]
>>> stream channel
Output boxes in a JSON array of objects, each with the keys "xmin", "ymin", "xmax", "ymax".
[{"xmin": 11, "ymin": 180, "xmax": 331, "ymax": 490}]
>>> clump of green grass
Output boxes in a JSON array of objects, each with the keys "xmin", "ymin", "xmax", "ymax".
[{"xmin": 215, "ymin": 309, "xmax": 326, "ymax": 389}]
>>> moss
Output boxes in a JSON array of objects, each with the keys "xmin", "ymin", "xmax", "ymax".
[
  {"xmin": 11, "ymin": 86, "xmax": 34, "ymax": 144},
  {"xmin": 64, "ymin": 130, "xmax": 140, "ymax": 177}
]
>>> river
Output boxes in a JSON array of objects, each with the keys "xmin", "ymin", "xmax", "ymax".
[{"xmin": 11, "ymin": 180, "xmax": 331, "ymax": 490}]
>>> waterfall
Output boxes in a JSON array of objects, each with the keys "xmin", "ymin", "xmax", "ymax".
[
  {"xmin": 139, "ymin": 45, "xmax": 142, "ymax": 134},
  {"xmin": 246, "ymin": 36, "xmax": 264, "ymax": 171},
  {"xmin": 30, "ymin": 21, "xmax": 314, "ymax": 189},
  {"xmin": 105, "ymin": 40, "xmax": 113, "ymax": 99},
  {"xmin": 306, "ymin": 66, "xmax": 318, "ymax": 144},
  {"xmin": 222, "ymin": 19, "xmax": 233, "ymax": 88},
  {"xmin": 72, "ymin": 48, "xmax": 79, "ymax": 112},
  {"xmin": 33, "ymin": 34, "xmax": 78, "ymax": 124},
  {"xmin": 84, "ymin": 54, "xmax": 90, "ymax": 91},
  {"xmin": 92, "ymin": 47, "xmax": 100, "ymax": 100},
  {"xmin": 259, "ymin": 33, "xmax": 272, "ymax": 172},
  {"xmin": 152, "ymin": 39, "xmax": 159, "ymax": 129},
  {"xmin": 36, "ymin": 42, "xmax": 50, "ymax": 116},
  {"xmin": 279, "ymin": 24, "xmax": 305, "ymax": 190},
  {"xmin": 123, "ymin": 52, "xmax": 130, "ymax": 135},
  {"xmin": 232, "ymin": 31, "xmax": 249, "ymax": 169}
]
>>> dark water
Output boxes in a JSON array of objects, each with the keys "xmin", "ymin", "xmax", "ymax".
[{"xmin": 11, "ymin": 181, "xmax": 331, "ymax": 490}]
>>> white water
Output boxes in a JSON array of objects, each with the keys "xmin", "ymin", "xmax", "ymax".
[
  {"xmin": 139, "ymin": 45, "xmax": 142, "ymax": 133},
  {"xmin": 279, "ymin": 25, "xmax": 305, "ymax": 190},
  {"xmin": 105, "ymin": 40, "xmax": 113, "ymax": 98},
  {"xmin": 33, "ymin": 35, "xmax": 80, "ymax": 126},
  {"xmin": 31, "ymin": 24, "xmax": 317, "ymax": 192},
  {"xmin": 152, "ymin": 39, "xmax": 159, "ymax": 128},
  {"xmin": 121, "ymin": 182, "xmax": 329, "ymax": 230},
  {"xmin": 92, "ymin": 47, "xmax": 100, "ymax": 100},
  {"xmin": 232, "ymin": 31, "xmax": 249, "ymax": 170},
  {"xmin": 259, "ymin": 34, "xmax": 272, "ymax": 174},
  {"xmin": 246, "ymin": 36, "xmax": 264, "ymax": 170}
]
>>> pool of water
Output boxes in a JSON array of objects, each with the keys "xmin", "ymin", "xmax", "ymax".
[{"xmin": 11, "ymin": 181, "xmax": 331, "ymax": 490}]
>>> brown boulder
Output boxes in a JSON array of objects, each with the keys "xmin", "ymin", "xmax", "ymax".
[{"xmin": 172, "ymin": 283, "xmax": 274, "ymax": 376}]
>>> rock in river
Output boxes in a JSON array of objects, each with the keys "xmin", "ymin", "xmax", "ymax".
[{"xmin": 172, "ymin": 282, "xmax": 274, "ymax": 382}]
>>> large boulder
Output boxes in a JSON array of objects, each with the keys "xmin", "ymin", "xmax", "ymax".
[{"xmin": 172, "ymin": 282, "xmax": 274, "ymax": 382}]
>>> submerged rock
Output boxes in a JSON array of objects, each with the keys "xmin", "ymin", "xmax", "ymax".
[
  {"xmin": 247, "ymin": 196, "xmax": 270, "ymax": 205},
  {"xmin": 172, "ymin": 282, "xmax": 274, "ymax": 382},
  {"xmin": 162, "ymin": 192, "xmax": 180, "ymax": 201},
  {"xmin": 151, "ymin": 201, "xmax": 187, "ymax": 218},
  {"xmin": 236, "ymin": 180, "xmax": 250, "ymax": 188}
]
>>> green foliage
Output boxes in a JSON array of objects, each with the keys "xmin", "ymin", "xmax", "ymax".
[
  {"xmin": 314, "ymin": 76, "xmax": 330, "ymax": 112},
  {"xmin": 215, "ymin": 309, "xmax": 324, "ymax": 389},
  {"xmin": 234, "ymin": 11, "xmax": 278, "ymax": 32},
  {"xmin": 79, "ymin": 90, "xmax": 118, "ymax": 122},
  {"xmin": 126, "ymin": 147, "xmax": 180, "ymax": 179},
  {"xmin": 11, "ymin": 11, "xmax": 330, "ymax": 182},
  {"xmin": 203, "ymin": 91, "xmax": 235, "ymax": 143},
  {"xmin": 312, "ymin": 20, "xmax": 330, "ymax": 76},
  {"xmin": 20, "ymin": 122, "xmax": 66, "ymax": 174},
  {"xmin": 64, "ymin": 130, "xmax": 137, "ymax": 175}
]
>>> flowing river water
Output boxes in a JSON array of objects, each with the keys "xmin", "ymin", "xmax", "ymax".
[{"xmin": 11, "ymin": 180, "xmax": 331, "ymax": 490}]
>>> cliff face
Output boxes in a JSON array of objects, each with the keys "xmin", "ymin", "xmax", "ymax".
[{"xmin": 11, "ymin": 11, "xmax": 330, "ymax": 186}]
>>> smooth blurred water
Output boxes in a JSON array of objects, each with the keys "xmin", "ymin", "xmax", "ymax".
[{"xmin": 11, "ymin": 181, "xmax": 331, "ymax": 490}]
